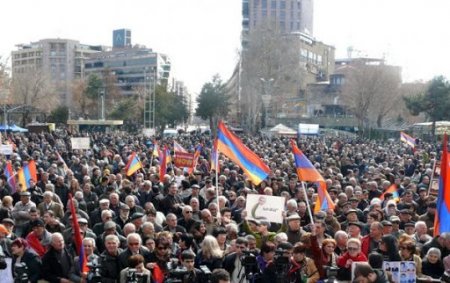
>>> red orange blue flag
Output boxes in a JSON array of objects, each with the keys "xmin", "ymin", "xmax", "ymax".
[
  {"xmin": 380, "ymin": 184, "xmax": 400, "ymax": 202},
  {"xmin": 217, "ymin": 121, "xmax": 270, "ymax": 185},
  {"xmin": 152, "ymin": 140, "xmax": 159, "ymax": 157},
  {"xmin": 69, "ymin": 193, "xmax": 89, "ymax": 273},
  {"xmin": 4, "ymin": 161, "xmax": 16, "ymax": 193},
  {"xmin": 290, "ymin": 139, "xmax": 335, "ymax": 212},
  {"xmin": 400, "ymin": 132, "xmax": 416, "ymax": 149},
  {"xmin": 159, "ymin": 146, "xmax": 168, "ymax": 181},
  {"xmin": 174, "ymin": 141, "xmax": 187, "ymax": 153},
  {"xmin": 17, "ymin": 160, "xmax": 37, "ymax": 189},
  {"xmin": 125, "ymin": 152, "xmax": 143, "ymax": 176},
  {"xmin": 434, "ymin": 134, "xmax": 450, "ymax": 236},
  {"xmin": 188, "ymin": 144, "xmax": 202, "ymax": 174}
]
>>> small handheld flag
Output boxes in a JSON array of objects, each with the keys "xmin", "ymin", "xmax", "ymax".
[
  {"xmin": 290, "ymin": 140, "xmax": 335, "ymax": 212},
  {"xmin": 125, "ymin": 152, "xmax": 143, "ymax": 176}
]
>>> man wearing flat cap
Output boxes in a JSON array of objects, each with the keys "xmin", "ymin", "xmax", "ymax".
[
  {"xmin": 12, "ymin": 191, "xmax": 36, "ymax": 237},
  {"xmin": 26, "ymin": 219, "xmax": 51, "ymax": 257}
]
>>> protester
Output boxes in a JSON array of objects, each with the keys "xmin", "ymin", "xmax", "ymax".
[{"xmin": 0, "ymin": 128, "xmax": 445, "ymax": 282}]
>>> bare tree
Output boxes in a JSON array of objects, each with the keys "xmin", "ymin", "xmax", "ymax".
[
  {"xmin": 240, "ymin": 20, "xmax": 306, "ymax": 132},
  {"xmin": 71, "ymin": 78, "xmax": 91, "ymax": 118},
  {"xmin": 0, "ymin": 56, "xmax": 10, "ymax": 103},
  {"xmin": 11, "ymin": 68, "xmax": 58, "ymax": 124},
  {"xmin": 340, "ymin": 60, "xmax": 401, "ymax": 130}
]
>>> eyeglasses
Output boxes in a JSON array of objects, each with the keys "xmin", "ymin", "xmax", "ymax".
[
  {"xmin": 185, "ymin": 211, "xmax": 193, "ymax": 214},
  {"xmin": 348, "ymin": 247, "xmax": 359, "ymax": 251},
  {"xmin": 129, "ymin": 242, "xmax": 140, "ymax": 246},
  {"xmin": 157, "ymin": 246, "xmax": 170, "ymax": 250}
]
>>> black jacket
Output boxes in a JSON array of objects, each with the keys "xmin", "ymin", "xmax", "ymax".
[
  {"xmin": 41, "ymin": 247, "xmax": 74, "ymax": 283},
  {"xmin": 12, "ymin": 250, "xmax": 42, "ymax": 283},
  {"xmin": 99, "ymin": 248, "xmax": 123, "ymax": 283}
]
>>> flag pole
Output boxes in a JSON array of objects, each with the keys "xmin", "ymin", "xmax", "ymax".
[
  {"xmin": 301, "ymin": 181, "xmax": 315, "ymax": 225},
  {"xmin": 215, "ymin": 149, "xmax": 221, "ymax": 224}
]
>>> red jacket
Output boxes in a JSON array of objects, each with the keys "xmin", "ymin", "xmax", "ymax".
[
  {"xmin": 360, "ymin": 235, "xmax": 376, "ymax": 257},
  {"xmin": 337, "ymin": 251, "xmax": 368, "ymax": 268}
]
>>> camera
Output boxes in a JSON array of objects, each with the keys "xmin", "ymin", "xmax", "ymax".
[
  {"xmin": 241, "ymin": 251, "xmax": 259, "ymax": 280},
  {"xmin": 273, "ymin": 249, "xmax": 290, "ymax": 283},
  {"xmin": 323, "ymin": 266, "xmax": 339, "ymax": 283},
  {"xmin": 14, "ymin": 262, "xmax": 28, "ymax": 283},
  {"xmin": 126, "ymin": 268, "xmax": 149, "ymax": 283},
  {"xmin": 165, "ymin": 264, "xmax": 211, "ymax": 283},
  {"xmin": 86, "ymin": 257, "xmax": 102, "ymax": 283}
]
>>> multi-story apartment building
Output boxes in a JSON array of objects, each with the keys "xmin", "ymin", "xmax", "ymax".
[{"xmin": 11, "ymin": 39, "xmax": 105, "ymax": 105}]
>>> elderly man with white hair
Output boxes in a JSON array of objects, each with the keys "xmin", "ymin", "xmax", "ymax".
[{"xmin": 37, "ymin": 191, "xmax": 64, "ymax": 220}]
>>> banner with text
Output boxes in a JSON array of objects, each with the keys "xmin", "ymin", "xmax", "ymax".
[
  {"xmin": 71, "ymin": 137, "xmax": 90, "ymax": 149},
  {"xmin": 245, "ymin": 194, "xmax": 285, "ymax": 224},
  {"xmin": 173, "ymin": 152, "xmax": 195, "ymax": 168}
]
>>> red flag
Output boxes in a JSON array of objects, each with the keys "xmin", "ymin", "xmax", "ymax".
[
  {"xmin": 159, "ymin": 146, "xmax": 168, "ymax": 182},
  {"xmin": 435, "ymin": 134, "xmax": 450, "ymax": 236},
  {"xmin": 69, "ymin": 193, "xmax": 89, "ymax": 273},
  {"xmin": 152, "ymin": 263, "xmax": 165, "ymax": 283}
]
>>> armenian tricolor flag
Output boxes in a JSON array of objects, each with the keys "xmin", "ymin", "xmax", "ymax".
[
  {"xmin": 125, "ymin": 152, "xmax": 143, "ymax": 176},
  {"xmin": 380, "ymin": 184, "xmax": 400, "ymax": 202},
  {"xmin": 174, "ymin": 141, "xmax": 187, "ymax": 153},
  {"xmin": 217, "ymin": 121, "xmax": 270, "ymax": 185},
  {"xmin": 159, "ymin": 146, "xmax": 169, "ymax": 181},
  {"xmin": 17, "ymin": 160, "xmax": 37, "ymax": 189},
  {"xmin": 290, "ymin": 140, "xmax": 335, "ymax": 212},
  {"xmin": 434, "ymin": 134, "xmax": 450, "ymax": 236},
  {"xmin": 188, "ymin": 144, "xmax": 202, "ymax": 174},
  {"xmin": 4, "ymin": 161, "xmax": 16, "ymax": 193},
  {"xmin": 400, "ymin": 132, "xmax": 416, "ymax": 149},
  {"xmin": 56, "ymin": 151, "xmax": 69, "ymax": 172},
  {"xmin": 152, "ymin": 140, "xmax": 160, "ymax": 157},
  {"xmin": 69, "ymin": 193, "xmax": 89, "ymax": 274}
]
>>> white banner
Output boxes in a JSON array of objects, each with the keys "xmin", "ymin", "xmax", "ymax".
[
  {"xmin": 71, "ymin": 137, "xmax": 90, "ymax": 149},
  {"xmin": 0, "ymin": 144, "xmax": 13, "ymax": 155},
  {"xmin": 245, "ymin": 194, "xmax": 285, "ymax": 224}
]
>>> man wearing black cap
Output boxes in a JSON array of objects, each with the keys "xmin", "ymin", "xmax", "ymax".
[
  {"xmin": 183, "ymin": 184, "xmax": 206, "ymax": 210},
  {"xmin": 160, "ymin": 182, "xmax": 184, "ymax": 216},
  {"xmin": 399, "ymin": 209, "xmax": 413, "ymax": 230},
  {"xmin": 26, "ymin": 219, "xmax": 52, "ymax": 257},
  {"xmin": 341, "ymin": 209, "xmax": 359, "ymax": 231}
]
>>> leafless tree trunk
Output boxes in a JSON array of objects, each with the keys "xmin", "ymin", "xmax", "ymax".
[{"xmin": 240, "ymin": 20, "xmax": 306, "ymax": 133}]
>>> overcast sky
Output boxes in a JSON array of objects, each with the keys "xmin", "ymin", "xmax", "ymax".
[{"xmin": 1, "ymin": 0, "xmax": 450, "ymax": 95}]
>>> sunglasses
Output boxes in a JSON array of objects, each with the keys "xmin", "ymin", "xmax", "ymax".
[
  {"xmin": 157, "ymin": 246, "xmax": 170, "ymax": 250},
  {"xmin": 184, "ymin": 211, "xmax": 193, "ymax": 214}
]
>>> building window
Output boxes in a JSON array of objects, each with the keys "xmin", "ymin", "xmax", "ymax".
[
  {"xmin": 280, "ymin": 0, "xmax": 286, "ymax": 9},
  {"xmin": 262, "ymin": 0, "xmax": 267, "ymax": 8},
  {"xmin": 280, "ymin": 10, "xmax": 286, "ymax": 20},
  {"xmin": 271, "ymin": 0, "xmax": 276, "ymax": 9}
]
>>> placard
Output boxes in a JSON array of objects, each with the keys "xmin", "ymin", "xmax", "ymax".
[
  {"xmin": 245, "ymin": 194, "xmax": 285, "ymax": 224},
  {"xmin": 383, "ymin": 261, "xmax": 416, "ymax": 283},
  {"xmin": 0, "ymin": 144, "xmax": 13, "ymax": 155},
  {"xmin": 71, "ymin": 137, "xmax": 90, "ymax": 149},
  {"xmin": 173, "ymin": 152, "xmax": 195, "ymax": 168},
  {"xmin": 0, "ymin": 257, "xmax": 13, "ymax": 283}
]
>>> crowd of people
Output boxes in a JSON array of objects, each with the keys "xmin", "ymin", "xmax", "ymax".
[{"xmin": 0, "ymin": 129, "xmax": 447, "ymax": 283}]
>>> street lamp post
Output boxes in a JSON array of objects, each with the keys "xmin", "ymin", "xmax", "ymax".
[
  {"xmin": 260, "ymin": 78, "xmax": 274, "ymax": 128},
  {"xmin": 3, "ymin": 104, "xmax": 27, "ymax": 135}
]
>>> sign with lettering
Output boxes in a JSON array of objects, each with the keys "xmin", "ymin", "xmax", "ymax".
[
  {"xmin": 245, "ymin": 194, "xmax": 285, "ymax": 224},
  {"xmin": 71, "ymin": 137, "xmax": 90, "ymax": 150},
  {"xmin": 173, "ymin": 152, "xmax": 195, "ymax": 168},
  {"xmin": 0, "ymin": 144, "xmax": 13, "ymax": 155}
]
